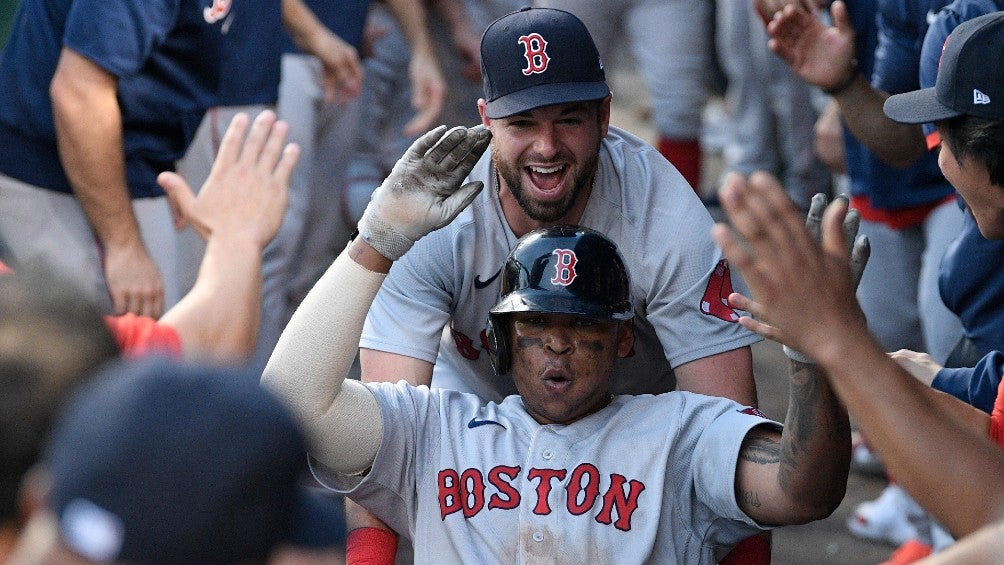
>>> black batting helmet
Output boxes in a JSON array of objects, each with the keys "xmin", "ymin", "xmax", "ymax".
[{"xmin": 487, "ymin": 225, "xmax": 633, "ymax": 375}]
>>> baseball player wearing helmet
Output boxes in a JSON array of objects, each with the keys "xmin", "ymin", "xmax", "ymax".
[
  {"xmin": 262, "ymin": 124, "xmax": 852, "ymax": 564},
  {"xmin": 352, "ymin": 7, "xmax": 766, "ymax": 561}
]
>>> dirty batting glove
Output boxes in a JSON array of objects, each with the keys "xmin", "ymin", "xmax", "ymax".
[
  {"xmin": 358, "ymin": 125, "xmax": 492, "ymax": 260},
  {"xmin": 783, "ymin": 193, "xmax": 871, "ymax": 364}
]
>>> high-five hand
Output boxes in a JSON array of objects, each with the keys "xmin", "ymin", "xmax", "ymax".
[{"xmin": 358, "ymin": 125, "xmax": 491, "ymax": 260}]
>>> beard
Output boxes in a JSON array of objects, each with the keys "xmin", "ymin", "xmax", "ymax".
[{"xmin": 493, "ymin": 146, "xmax": 600, "ymax": 223}]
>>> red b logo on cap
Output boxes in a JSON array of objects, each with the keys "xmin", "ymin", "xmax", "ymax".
[{"xmin": 518, "ymin": 33, "xmax": 550, "ymax": 75}]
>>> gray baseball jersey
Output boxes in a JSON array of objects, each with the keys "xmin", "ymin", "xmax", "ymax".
[
  {"xmin": 360, "ymin": 126, "xmax": 761, "ymax": 401},
  {"xmin": 314, "ymin": 382, "xmax": 777, "ymax": 563}
]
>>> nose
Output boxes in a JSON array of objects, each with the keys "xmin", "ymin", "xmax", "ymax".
[
  {"xmin": 532, "ymin": 123, "xmax": 559, "ymax": 158},
  {"xmin": 544, "ymin": 326, "xmax": 574, "ymax": 355}
]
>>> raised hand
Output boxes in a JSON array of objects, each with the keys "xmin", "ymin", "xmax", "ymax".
[
  {"xmin": 767, "ymin": 0, "xmax": 857, "ymax": 93},
  {"xmin": 357, "ymin": 125, "xmax": 492, "ymax": 260},
  {"xmin": 712, "ymin": 172, "xmax": 870, "ymax": 364},
  {"xmin": 158, "ymin": 111, "xmax": 299, "ymax": 251}
]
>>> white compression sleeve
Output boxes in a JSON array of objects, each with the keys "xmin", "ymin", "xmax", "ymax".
[{"xmin": 262, "ymin": 246, "xmax": 386, "ymax": 475}]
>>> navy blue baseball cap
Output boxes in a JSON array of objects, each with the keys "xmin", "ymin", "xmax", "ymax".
[
  {"xmin": 885, "ymin": 12, "xmax": 1004, "ymax": 124},
  {"xmin": 481, "ymin": 6, "xmax": 610, "ymax": 119},
  {"xmin": 43, "ymin": 358, "xmax": 343, "ymax": 563}
]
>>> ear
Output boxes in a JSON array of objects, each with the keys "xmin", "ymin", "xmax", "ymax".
[
  {"xmin": 477, "ymin": 99, "xmax": 491, "ymax": 127},
  {"xmin": 616, "ymin": 319, "xmax": 634, "ymax": 358}
]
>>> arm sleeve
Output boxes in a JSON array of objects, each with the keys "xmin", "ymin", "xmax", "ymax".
[
  {"xmin": 63, "ymin": 0, "xmax": 176, "ymax": 77},
  {"xmin": 932, "ymin": 351, "xmax": 1004, "ymax": 414},
  {"xmin": 262, "ymin": 249, "xmax": 388, "ymax": 475}
]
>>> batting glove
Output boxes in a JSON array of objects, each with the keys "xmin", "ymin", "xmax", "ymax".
[
  {"xmin": 358, "ymin": 125, "xmax": 491, "ymax": 260},
  {"xmin": 784, "ymin": 193, "xmax": 871, "ymax": 363}
]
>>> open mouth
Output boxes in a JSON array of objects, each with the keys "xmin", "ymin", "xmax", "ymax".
[
  {"xmin": 527, "ymin": 164, "xmax": 567, "ymax": 194},
  {"xmin": 542, "ymin": 369, "xmax": 572, "ymax": 392}
]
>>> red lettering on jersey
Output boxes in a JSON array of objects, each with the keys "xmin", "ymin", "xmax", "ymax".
[
  {"xmin": 438, "ymin": 469, "xmax": 462, "ymax": 519},
  {"xmin": 700, "ymin": 259, "xmax": 740, "ymax": 322},
  {"xmin": 596, "ymin": 473, "xmax": 645, "ymax": 531},
  {"xmin": 528, "ymin": 468, "xmax": 567, "ymax": 515},
  {"xmin": 566, "ymin": 463, "xmax": 601, "ymax": 515},
  {"xmin": 517, "ymin": 33, "xmax": 550, "ymax": 75},
  {"xmin": 451, "ymin": 325, "xmax": 481, "ymax": 360},
  {"xmin": 487, "ymin": 465, "xmax": 522, "ymax": 510},
  {"xmin": 460, "ymin": 469, "xmax": 486, "ymax": 518},
  {"xmin": 203, "ymin": 0, "xmax": 231, "ymax": 24},
  {"xmin": 479, "ymin": 329, "xmax": 491, "ymax": 353},
  {"xmin": 550, "ymin": 249, "xmax": 577, "ymax": 286}
]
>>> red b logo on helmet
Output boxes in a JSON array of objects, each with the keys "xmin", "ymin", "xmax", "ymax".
[
  {"xmin": 551, "ymin": 249, "xmax": 577, "ymax": 286},
  {"xmin": 518, "ymin": 33, "xmax": 550, "ymax": 75}
]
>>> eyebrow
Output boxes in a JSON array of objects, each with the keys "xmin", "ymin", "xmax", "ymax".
[{"xmin": 508, "ymin": 103, "xmax": 591, "ymax": 120}]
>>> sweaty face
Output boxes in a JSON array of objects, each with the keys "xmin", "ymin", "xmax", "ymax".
[
  {"xmin": 507, "ymin": 312, "xmax": 632, "ymax": 425},
  {"xmin": 936, "ymin": 135, "xmax": 1004, "ymax": 239},
  {"xmin": 486, "ymin": 101, "xmax": 607, "ymax": 223}
]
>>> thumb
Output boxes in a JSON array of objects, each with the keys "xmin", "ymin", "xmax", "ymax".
[
  {"xmin": 157, "ymin": 171, "xmax": 196, "ymax": 231},
  {"xmin": 832, "ymin": 0, "xmax": 852, "ymax": 35},
  {"xmin": 439, "ymin": 181, "xmax": 484, "ymax": 224}
]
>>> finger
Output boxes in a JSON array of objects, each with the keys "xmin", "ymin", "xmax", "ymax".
[
  {"xmin": 738, "ymin": 316, "xmax": 784, "ymax": 342},
  {"xmin": 425, "ymin": 126, "xmax": 471, "ymax": 166},
  {"xmin": 403, "ymin": 125, "xmax": 449, "ymax": 160},
  {"xmin": 806, "ymin": 192, "xmax": 828, "ymax": 241},
  {"xmin": 240, "ymin": 110, "xmax": 278, "ymax": 164},
  {"xmin": 711, "ymin": 223, "xmax": 758, "ymax": 287},
  {"xmin": 440, "ymin": 181, "xmax": 484, "ymax": 221},
  {"xmin": 216, "ymin": 112, "xmax": 251, "ymax": 166},
  {"xmin": 157, "ymin": 171, "xmax": 197, "ymax": 231},
  {"xmin": 272, "ymin": 143, "xmax": 301, "ymax": 187},
  {"xmin": 157, "ymin": 172, "xmax": 190, "ymax": 230},
  {"xmin": 849, "ymin": 234, "xmax": 870, "ymax": 289},
  {"xmin": 110, "ymin": 288, "xmax": 128, "ymax": 316},
  {"xmin": 842, "ymin": 206, "xmax": 860, "ymax": 256},
  {"xmin": 831, "ymin": 0, "xmax": 852, "ymax": 35},
  {"xmin": 819, "ymin": 196, "xmax": 850, "ymax": 258},
  {"xmin": 258, "ymin": 118, "xmax": 291, "ymax": 173},
  {"xmin": 457, "ymin": 127, "xmax": 492, "ymax": 173}
]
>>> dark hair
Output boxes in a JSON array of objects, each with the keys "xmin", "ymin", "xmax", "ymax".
[
  {"xmin": 0, "ymin": 269, "xmax": 119, "ymax": 524},
  {"xmin": 939, "ymin": 114, "xmax": 1004, "ymax": 187}
]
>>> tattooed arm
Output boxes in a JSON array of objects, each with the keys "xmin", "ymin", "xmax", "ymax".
[{"xmin": 734, "ymin": 360, "xmax": 851, "ymax": 525}]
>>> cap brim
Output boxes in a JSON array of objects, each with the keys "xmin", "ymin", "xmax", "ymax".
[
  {"xmin": 884, "ymin": 87, "xmax": 963, "ymax": 124},
  {"xmin": 486, "ymin": 82, "xmax": 610, "ymax": 119}
]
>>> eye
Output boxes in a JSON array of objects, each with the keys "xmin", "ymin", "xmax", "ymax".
[{"xmin": 573, "ymin": 318, "xmax": 599, "ymax": 328}]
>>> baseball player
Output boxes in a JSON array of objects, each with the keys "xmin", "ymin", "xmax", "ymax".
[
  {"xmin": 352, "ymin": 7, "xmax": 766, "ymax": 560},
  {"xmin": 531, "ymin": 0, "xmax": 714, "ymax": 192},
  {"xmin": 262, "ymin": 124, "xmax": 852, "ymax": 563}
]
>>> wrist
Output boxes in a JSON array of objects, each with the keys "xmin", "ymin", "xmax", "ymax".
[
  {"xmin": 346, "ymin": 527, "xmax": 398, "ymax": 565},
  {"xmin": 822, "ymin": 59, "xmax": 860, "ymax": 96}
]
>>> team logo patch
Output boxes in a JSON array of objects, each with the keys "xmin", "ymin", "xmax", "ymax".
[
  {"xmin": 550, "ymin": 249, "xmax": 577, "ymax": 286},
  {"xmin": 518, "ymin": 33, "xmax": 550, "ymax": 76},
  {"xmin": 203, "ymin": 0, "xmax": 232, "ymax": 24},
  {"xmin": 700, "ymin": 259, "xmax": 740, "ymax": 322},
  {"xmin": 739, "ymin": 407, "xmax": 767, "ymax": 418}
]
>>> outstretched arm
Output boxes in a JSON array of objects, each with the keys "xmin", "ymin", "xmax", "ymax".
[
  {"xmin": 157, "ymin": 111, "xmax": 298, "ymax": 361},
  {"xmin": 712, "ymin": 171, "xmax": 1004, "ymax": 538},
  {"xmin": 766, "ymin": 1, "xmax": 926, "ymax": 167},
  {"xmin": 262, "ymin": 125, "xmax": 491, "ymax": 475}
]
